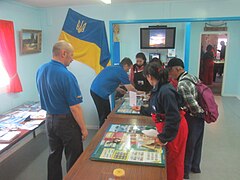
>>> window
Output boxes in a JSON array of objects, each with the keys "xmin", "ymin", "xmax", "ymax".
[{"xmin": 0, "ymin": 55, "xmax": 10, "ymax": 90}]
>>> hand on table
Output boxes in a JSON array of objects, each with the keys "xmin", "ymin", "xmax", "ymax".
[
  {"xmin": 136, "ymin": 91, "xmax": 145, "ymax": 95},
  {"xmin": 132, "ymin": 106, "xmax": 141, "ymax": 112},
  {"xmin": 155, "ymin": 137, "xmax": 167, "ymax": 146}
]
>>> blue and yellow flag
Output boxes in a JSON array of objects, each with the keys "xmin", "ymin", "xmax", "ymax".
[{"xmin": 59, "ymin": 8, "xmax": 111, "ymax": 74}]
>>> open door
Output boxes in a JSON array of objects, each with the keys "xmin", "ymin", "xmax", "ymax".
[{"xmin": 199, "ymin": 33, "xmax": 227, "ymax": 96}]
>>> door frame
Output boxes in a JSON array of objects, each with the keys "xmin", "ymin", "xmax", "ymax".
[{"xmin": 198, "ymin": 32, "xmax": 228, "ymax": 96}]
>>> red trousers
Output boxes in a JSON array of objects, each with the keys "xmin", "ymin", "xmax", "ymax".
[
  {"xmin": 203, "ymin": 60, "xmax": 214, "ymax": 85},
  {"xmin": 153, "ymin": 111, "xmax": 188, "ymax": 180}
]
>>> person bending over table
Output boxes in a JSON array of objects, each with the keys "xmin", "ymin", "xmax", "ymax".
[
  {"xmin": 132, "ymin": 62, "xmax": 188, "ymax": 180},
  {"xmin": 90, "ymin": 57, "xmax": 137, "ymax": 128}
]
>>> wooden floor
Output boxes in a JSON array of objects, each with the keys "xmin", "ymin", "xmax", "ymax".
[{"xmin": 0, "ymin": 96, "xmax": 240, "ymax": 180}]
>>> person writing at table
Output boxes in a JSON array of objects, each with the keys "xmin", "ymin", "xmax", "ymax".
[
  {"xmin": 132, "ymin": 62, "xmax": 188, "ymax": 180},
  {"xmin": 36, "ymin": 41, "xmax": 88, "ymax": 180}
]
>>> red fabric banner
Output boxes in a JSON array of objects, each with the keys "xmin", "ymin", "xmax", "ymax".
[{"xmin": 0, "ymin": 20, "xmax": 22, "ymax": 93}]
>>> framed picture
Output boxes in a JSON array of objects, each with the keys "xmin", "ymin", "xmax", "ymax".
[{"xmin": 19, "ymin": 29, "xmax": 42, "ymax": 54}]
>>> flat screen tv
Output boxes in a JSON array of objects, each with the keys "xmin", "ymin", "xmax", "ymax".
[
  {"xmin": 140, "ymin": 27, "xmax": 176, "ymax": 49},
  {"xmin": 149, "ymin": 53, "xmax": 161, "ymax": 61}
]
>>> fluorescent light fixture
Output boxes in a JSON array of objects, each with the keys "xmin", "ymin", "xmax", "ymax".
[{"xmin": 100, "ymin": 0, "xmax": 111, "ymax": 4}]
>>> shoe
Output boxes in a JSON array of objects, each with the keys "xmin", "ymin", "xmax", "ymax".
[
  {"xmin": 191, "ymin": 168, "xmax": 201, "ymax": 173},
  {"xmin": 184, "ymin": 174, "xmax": 189, "ymax": 179}
]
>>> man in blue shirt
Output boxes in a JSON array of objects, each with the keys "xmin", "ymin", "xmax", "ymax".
[
  {"xmin": 36, "ymin": 41, "xmax": 88, "ymax": 180},
  {"xmin": 90, "ymin": 57, "xmax": 136, "ymax": 127}
]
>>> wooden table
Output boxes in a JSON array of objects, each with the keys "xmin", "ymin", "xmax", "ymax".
[
  {"xmin": 64, "ymin": 117, "xmax": 167, "ymax": 180},
  {"xmin": 213, "ymin": 60, "xmax": 224, "ymax": 81}
]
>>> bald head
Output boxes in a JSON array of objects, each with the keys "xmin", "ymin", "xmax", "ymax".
[
  {"xmin": 52, "ymin": 41, "xmax": 74, "ymax": 66},
  {"xmin": 52, "ymin": 40, "xmax": 74, "ymax": 57}
]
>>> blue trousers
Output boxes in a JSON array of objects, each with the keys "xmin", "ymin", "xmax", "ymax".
[
  {"xmin": 46, "ymin": 113, "xmax": 83, "ymax": 180},
  {"xmin": 184, "ymin": 113, "xmax": 205, "ymax": 176}
]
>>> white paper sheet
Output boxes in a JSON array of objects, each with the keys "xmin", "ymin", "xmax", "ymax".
[
  {"xmin": 129, "ymin": 91, "xmax": 137, "ymax": 107},
  {"xmin": 0, "ymin": 131, "xmax": 21, "ymax": 142},
  {"xmin": 142, "ymin": 129, "xmax": 158, "ymax": 137},
  {"xmin": 0, "ymin": 144, "xmax": 9, "ymax": 151}
]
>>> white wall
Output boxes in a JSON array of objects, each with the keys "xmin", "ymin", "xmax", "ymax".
[
  {"xmin": 1, "ymin": 0, "xmax": 240, "ymax": 127},
  {"xmin": 0, "ymin": 1, "xmax": 45, "ymax": 113},
  {"xmin": 223, "ymin": 21, "xmax": 240, "ymax": 96},
  {"xmin": 188, "ymin": 22, "xmax": 203, "ymax": 76}
]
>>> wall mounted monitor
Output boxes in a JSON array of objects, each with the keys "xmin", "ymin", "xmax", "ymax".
[
  {"xmin": 140, "ymin": 27, "xmax": 176, "ymax": 49},
  {"xmin": 149, "ymin": 53, "xmax": 161, "ymax": 61}
]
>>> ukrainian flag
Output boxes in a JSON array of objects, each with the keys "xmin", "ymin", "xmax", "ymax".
[{"xmin": 59, "ymin": 8, "xmax": 111, "ymax": 74}]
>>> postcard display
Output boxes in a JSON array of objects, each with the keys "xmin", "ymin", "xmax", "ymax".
[
  {"xmin": 116, "ymin": 98, "xmax": 142, "ymax": 115},
  {"xmin": 0, "ymin": 102, "xmax": 45, "ymax": 146},
  {"xmin": 90, "ymin": 124, "xmax": 165, "ymax": 167}
]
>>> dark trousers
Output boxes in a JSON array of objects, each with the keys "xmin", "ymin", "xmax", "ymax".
[
  {"xmin": 184, "ymin": 113, "xmax": 205, "ymax": 176},
  {"xmin": 90, "ymin": 90, "xmax": 111, "ymax": 128},
  {"xmin": 46, "ymin": 114, "xmax": 83, "ymax": 180}
]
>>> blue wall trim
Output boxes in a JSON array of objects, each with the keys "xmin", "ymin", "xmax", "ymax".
[
  {"xmin": 184, "ymin": 22, "xmax": 191, "ymax": 71},
  {"xmin": 109, "ymin": 22, "xmax": 115, "ymax": 110},
  {"xmin": 110, "ymin": 16, "xmax": 240, "ymax": 24},
  {"xmin": 109, "ymin": 22, "xmax": 113, "ymax": 65}
]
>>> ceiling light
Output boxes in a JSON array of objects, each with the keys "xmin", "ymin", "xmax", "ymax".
[{"xmin": 100, "ymin": 0, "xmax": 111, "ymax": 4}]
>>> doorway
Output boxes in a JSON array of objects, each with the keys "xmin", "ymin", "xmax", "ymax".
[{"xmin": 199, "ymin": 33, "xmax": 228, "ymax": 96}]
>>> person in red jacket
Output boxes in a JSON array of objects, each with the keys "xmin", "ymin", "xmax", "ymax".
[{"xmin": 203, "ymin": 45, "xmax": 214, "ymax": 85}]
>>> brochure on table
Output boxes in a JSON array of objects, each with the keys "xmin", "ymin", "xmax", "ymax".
[{"xmin": 0, "ymin": 102, "xmax": 46, "ymax": 143}]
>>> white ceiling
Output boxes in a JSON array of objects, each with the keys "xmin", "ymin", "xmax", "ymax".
[{"xmin": 14, "ymin": 0, "xmax": 193, "ymax": 8}]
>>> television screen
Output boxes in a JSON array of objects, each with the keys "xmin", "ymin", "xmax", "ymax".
[
  {"xmin": 149, "ymin": 53, "xmax": 161, "ymax": 61},
  {"xmin": 140, "ymin": 27, "xmax": 176, "ymax": 49}
]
